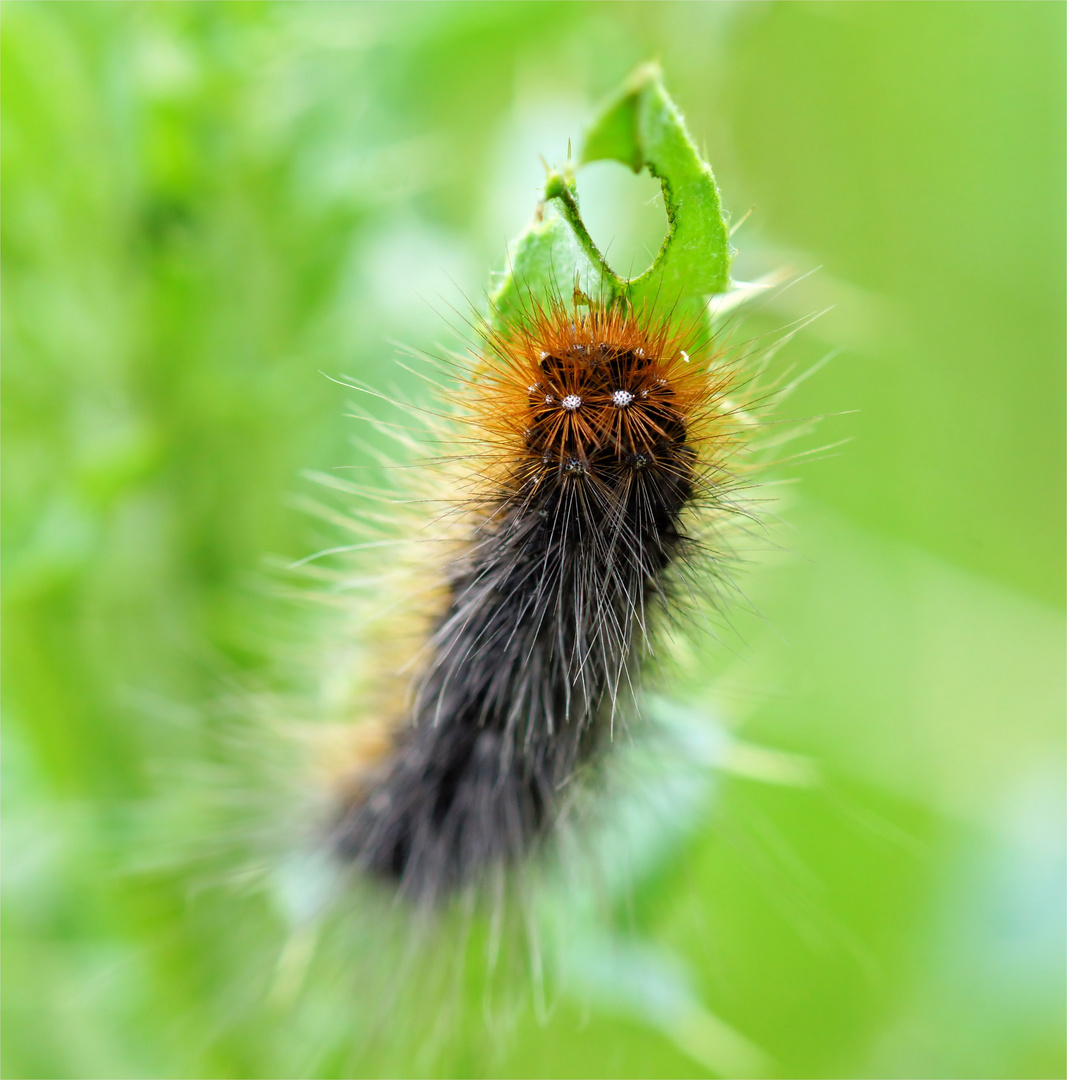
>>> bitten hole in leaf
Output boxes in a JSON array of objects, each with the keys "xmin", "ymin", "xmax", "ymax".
[{"xmin": 575, "ymin": 161, "xmax": 669, "ymax": 281}]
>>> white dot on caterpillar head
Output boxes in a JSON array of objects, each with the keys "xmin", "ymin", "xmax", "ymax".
[
  {"xmin": 635, "ymin": 348, "xmax": 646, "ymax": 359},
  {"xmin": 561, "ymin": 394, "xmax": 582, "ymax": 411},
  {"xmin": 544, "ymin": 394, "xmax": 555, "ymax": 405},
  {"xmin": 612, "ymin": 389, "xmax": 634, "ymax": 408}
]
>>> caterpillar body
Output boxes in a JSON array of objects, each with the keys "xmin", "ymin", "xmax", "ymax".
[{"xmin": 326, "ymin": 299, "xmax": 748, "ymax": 902}]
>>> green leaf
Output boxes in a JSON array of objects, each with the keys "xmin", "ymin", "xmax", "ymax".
[
  {"xmin": 489, "ymin": 64, "xmax": 732, "ymax": 329},
  {"xmin": 488, "ymin": 177, "xmax": 620, "ymax": 328}
]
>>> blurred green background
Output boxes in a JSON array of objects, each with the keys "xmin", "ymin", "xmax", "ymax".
[{"xmin": 3, "ymin": 3, "xmax": 1064, "ymax": 1078}]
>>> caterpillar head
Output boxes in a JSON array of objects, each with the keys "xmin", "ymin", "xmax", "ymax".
[{"xmin": 471, "ymin": 302, "xmax": 732, "ymax": 497}]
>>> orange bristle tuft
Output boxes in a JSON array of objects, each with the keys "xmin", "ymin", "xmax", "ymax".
[{"xmin": 467, "ymin": 300, "xmax": 740, "ymax": 494}]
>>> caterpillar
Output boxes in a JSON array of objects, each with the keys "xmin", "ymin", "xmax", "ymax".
[
  {"xmin": 306, "ymin": 67, "xmax": 765, "ymax": 906},
  {"xmin": 326, "ymin": 300, "xmax": 745, "ymax": 900}
]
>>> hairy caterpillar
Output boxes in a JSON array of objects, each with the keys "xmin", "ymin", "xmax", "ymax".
[{"xmin": 326, "ymin": 300, "xmax": 747, "ymax": 900}]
